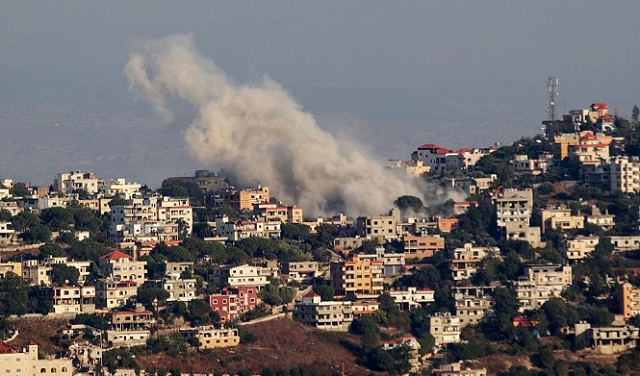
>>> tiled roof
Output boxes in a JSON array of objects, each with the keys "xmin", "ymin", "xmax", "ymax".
[{"xmin": 100, "ymin": 250, "xmax": 132, "ymax": 260}]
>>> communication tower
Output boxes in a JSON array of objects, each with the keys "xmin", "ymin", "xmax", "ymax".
[{"xmin": 547, "ymin": 76, "xmax": 559, "ymax": 121}]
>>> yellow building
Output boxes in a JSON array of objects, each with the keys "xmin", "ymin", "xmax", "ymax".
[
  {"xmin": 219, "ymin": 186, "xmax": 270, "ymax": 211},
  {"xmin": 402, "ymin": 234, "xmax": 445, "ymax": 259},
  {"xmin": 620, "ymin": 282, "xmax": 640, "ymax": 320},
  {"xmin": 179, "ymin": 326, "xmax": 239, "ymax": 349},
  {"xmin": 0, "ymin": 262, "xmax": 21, "ymax": 279},
  {"xmin": 330, "ymin": 254, "xmax": 384, "ymax": 298},
  {"xmin": 552, "ymin": 133, "xmax": 580, "ymax": 160}
]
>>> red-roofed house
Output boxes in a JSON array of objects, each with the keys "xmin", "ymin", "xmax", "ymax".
[{"xmin": 98, "ymin": 250, "xmax": 147, "ymax": 286}]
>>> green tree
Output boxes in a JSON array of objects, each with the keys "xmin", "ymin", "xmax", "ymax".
[
  {"xmin": 313, "ymin": 285, "xmax": 335, "ymax": 301},
  {"xmin": 632, "ymin": 105, "xmax": 639, "ymax": 122},
  {"xmin": 417, "ymin": 332, "xmax": 435, "ymax": 355},
  {"xmin": 0, "ymin": 210, "xmax": 11, "ymax": 222},
  {"xmin": 9, "ymin": 182, "xmax": 30, "ymax": 197},
  {"xmin": 394, "ymin": 195, "xmax": 425, "ymax": 213},
  {"xmin": 51, "ymin": 264, "xmax": 80, "ymax": 286},
  {"xmin": 136, "ymin": 288, "xmax": 170, "ymax": 310},
  {"xmin": 38, "ymin": 242, "xmax": 65, "ymax": 259}
]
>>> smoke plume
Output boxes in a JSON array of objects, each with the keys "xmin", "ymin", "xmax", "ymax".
[{"xmin": 124, "ymin": 35, "xmax": 421, "ymax": 217}]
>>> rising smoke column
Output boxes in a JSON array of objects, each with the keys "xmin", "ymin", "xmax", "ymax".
[{"xmin": 124, "ymin": 34, "xmax": 421, "ymax": 216}]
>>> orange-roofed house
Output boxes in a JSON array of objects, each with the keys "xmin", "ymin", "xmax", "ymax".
[{"xmin": 99, "ymin": 250, "xmax": 147, "ymax": 286}]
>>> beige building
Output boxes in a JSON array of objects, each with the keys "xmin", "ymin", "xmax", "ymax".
[
  {"xmin": 253, "ymin": 203, "xmax": 303, "ymax": 223},
  {"xmin": 217, "ymin": 186, "xmax": 270, "ymax": 211},
  {"xmin": 453, "ymin": 286, "xmax": 495, "ymax": 327},
  {"xmin": 0, "ymin": 261, "xmax": 21, "ymax": 278},
  {"xmin": 402, "ymin": 234, "xmax": 445, "ymax": 259},
  {"xmin": 0, "ymin": 222, "xmax": 16, "ymax": 245},
  {"xmin": 609, "ymin": 235, "xmax": 640, "ymax": 252},
  {"xmin": 293, "ymin": 291, "xmax": 353, "ymax": 331},
  {"xmin": 388, "ymin": 287, "xmax": 435, "ymax": 311},
  {"xmin": 95, "ymin": 278, "xmax": 138, "ymax": 309},
  {"xmin": 355, "ymin": 209, "xmax": 401, "ymax": 242},
  {"xmin": 54, "ymin": 171, "xmax": 100, "ymax": 194},
  {"xmin": 99, "ymin": 250, "xmax": 147, "ymax": 286},
  {"xmin": 450, "ymin": 243, "xmax": 500, "ymax": 281},
  {"xmin": 586, "ymin": 206, "xmax": 615, "ymax": 231},
  {"xmin": 144, "ymin": 275, "xmax": 197, "ymax": 302},
  {"xmin": 504, "ymin": 220, "xmax": 542, "ymax": 248},
  {"xmin": 283, "ymin": 261, "xmax": 321, "ymax": 285},
  {"xmin": 560, "ymin": 235, "xmax": 599, "ymax": 263},
  {"xmin": 514, "ymin": 264, "xmax": 572, "ymax": 312},
  {"xmin": 422, "ymin": 313, "xmax": 461, "ymax": 347},
  {"xmin": 432, "ymin": 362, "xmax": 487, "ymax": 376},
  {"xmin": 574, "ymin": 321, "xmax": 639, "ymax": 355},
  {"xmin": 0, "ymin": 342, "xmax": 73, "ymax": 376},
  {"xmin": 333, "ymin": 237, "xmax": 366, "ymax": 252},
  {"xmin": 541, "ymin": 206, "xmax": 584, "ymax": 233},
  {"xmin": 46, "ymin": 285, "xmax": 96, "ymax": 315},
  {"xmin": 510, "ymin": 154, "xmax": 551, "ymax": 175},
  {"xmin": 179, "ymin": 326, "xmax": 240, "ymax": 349}
]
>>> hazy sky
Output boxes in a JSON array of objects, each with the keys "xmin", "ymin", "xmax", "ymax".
[{"xmin": 1, "ymin": 1, "xmax": 639, "ymax": 187}]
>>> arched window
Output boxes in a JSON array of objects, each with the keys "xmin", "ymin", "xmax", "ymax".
[
  {"xmin": 50, "ymin": 368, "xmax": 56, "ymax": 372},
  {"xmin": 61, "ymin": 367, "xmax": 67, "ymax": 372},
  {"xmin": 40, "ymin": 368, "xmax": 46, "ymax": 373}
]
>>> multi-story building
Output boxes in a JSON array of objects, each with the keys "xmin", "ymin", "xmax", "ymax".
[
  {"xmin": 402, "ymin": 234, "xmax": 445, "ymax": 259},
  {"xmin": 282, "ymin": 261, "xmax": 320, "ymax": 285},
  {"xmin": 352, "ymin": 300, "xmax": 380, "ymax": 318},
  {"xmin": 355, "ymin": 209, "xmax": 401, "ymax": 242},
  {"xmin": 208, "ymin": 286, "xmax": 260, "ymax": 322},
  {"xmin": 99, "ymin": 178, "xmax": 141, "ymax": 199},
  {"xmin": 573, "ymin": 321, "xmax": 640, "ymax": 355},
  {"xmin": 493, "ymin": 188, "xmax": 533, "ymax": 228},
  {"xmin": 209, "ymin": 264, "xmax": 270, "ymax": 290},
  {"xmin": 54, "ymin": 171, "xmax": 100, "ymax": 194},
  {"xmin": 215, "ymin": 216, "xmax": 281, "ymax": 242},
  {"xmin": 422, "ymin": 313, "xmax": 461, "ymax": 347},
  {"xmin": 143, "ymin": 275, "xmax": 197, "ymax": 302},
  {"xmin": 357, "ymin": 247, "xmax": 405, "ymax": 277},
  {"xmin": 171, "ymin": 170, "xmax": 229, "ymax": 194},
  {"xmin": 0, "ymin": 222, "xmax": 16, "ymax": 245},
  {"xmin": 330, "ymin": 254, "xmax": 384, "ymax": 297},
  {"xmin": 148, "ymin": 261, "xmax": 194, "ymax": 280},
  {"xmin": 252, "ymin": 203, "xmax": 303, "ymax": 224},
  {"xmin": 541, "ymin": 206, "xmax": 584, "ymax": 233},
  {"xmin": 560, "ymin": 235, "xmax": 599, "ymax": 263},
  {"xmin": 292, "ymin": 291, "xmax": 353, "ymax": 332},
  {"xmin": 333, "ymin": 237, "xmax": 366, "ymax": 252},
  {"xmin": 513, "ymin": 264, "xmax": 572, "ymax": 312},
  {"xmin": 98, "ymin": 250, "xmax": 147, "ymax": 286},
  {"xmin": 0, "ymin": 342, "xmax": 73, "ymax": 376},
  {"xmin": 0, "ymin": 201, "xmax": 23, "ymax": 216},
  {"xmin": 453, "ymin": 286, "xmax": 495, "ymax": 327},
  {"xmin": 388, "ymin": 287, "xmax": 435, "ymax": 311},
  {"xmin": 568, "ymin": 132, "xmax": 612, "ymax": 166},
  {"xmin": 43, "ymin": 285, "xmax": 96, "ymax": 314},
  {"xmin": 0, "ymin": 261, "xmax": 21, "ymax": 278},
  {"xmin": 450, "ymin": 243, "xmax": 500, "ymax": 281},
  {"xmin": 381, "ymin": 336, "xmax": 422, "ymax": 373},
  {"xmin": 179, "ymin": 326, "xmax": 240, "ymax": 349},
  {"xmin": 620, "ymin": 282, "xmax": 640, "ymax": 320},
  {"xmin": 95, "ymin": 278, "xmax": 138, "ymax": 309},
  {"xmin": 411, "ymin": 144, "xmax": 494, "ymax": 172},
  {"xmin": 216, "ymin": 186, "xmax": 270, "ymax": 211},
  {"xmin": 586, "ymin": 206, "xmax": 615, "ymax": 231},
  {"xmin": 157, "ymin": 197, "xmax": 193, "ymax": 235},
  {"xmin": 21, "ymin": 257, "xmax": 91, "ymax": 286},
  {"xmin": 510, "ymin": 154, "xmax": 552, "ymax": 175}
]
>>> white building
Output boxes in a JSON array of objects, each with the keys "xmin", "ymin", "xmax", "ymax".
[
  {"xmin": 513, "ymin": 264, "xmax": 572, "ymax": 312},
  {"xmin": 450, "ymin": 243, "xmax": 500, "ymax": 281},
  {"xmin": 99, "ymin": 178, "xmax": 141, "ymax": 199},
  {"xmin": 215, "ymin": 216, "xmax": 281, "ymax": 242},
  {"xmin": 292, "ymin": 291, "xmax": 354, "ymax": 332},
  {"xmin": 209, "ymin": 264, "xmax": 270, "ymax": 289},
  {"xmin": 388, "ymin": 287, "xmax": 435, "ymax": 311},
  {"xmin": 422, "ymin": 313, "xmax": 461, "ymax": 347},
  {"xmin": 54, "ymin": 171, "xmax": 100, "ymax": 194},
  {"xmin": 98, "ymin": 250, "xmax": 147, "ymax": 286}
]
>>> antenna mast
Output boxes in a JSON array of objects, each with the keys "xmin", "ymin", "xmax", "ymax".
[{"xmin": 547, "ymin": 76, "xmax": 559, "ymax": 121}]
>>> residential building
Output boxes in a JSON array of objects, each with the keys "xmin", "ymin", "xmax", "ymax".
[
  {"xmin": 157, "ymin": 196, "xmax": 193, "ymax": 235},
  {"xmin": 402, "ymin": 234, "xmax": 445, "ymax": 259},
  {"xmin": 104, "ymin": 307, "xmax": 155, "ymax": 331},
  {"xmin": 148, "ymin": 261, "xmax": 194, "ymax": 280},
  {"xmin": 411, "ymin": 144, "xmax": 494, "ymax": 172},
  {"xmin": 0, "ymin": 201, "xmax": 23, "ymax": 216},
  {"xmin": 253, "ymin": 203, "xmax": 303, "ymax": 223},
  {"xmin": 216, "ymin": 186, "xmax": 270, "ymax": 211},
  {"xmin": 513, "ymin": 264, "xmax": 572, "ymax": 312},
  {"xmin": 437, "ymin": 217, "xmax": 459, "ymax": 232},
  {"xmin": 381, "ymin": 336, "xmax": 422, "ymax": 373},
  {"xmin": 0, "ymin": 222, "xmax": 16, "ymax": 245},
  {"xmin": 95, "ymin": 278, "xmax": 138, "ymax": 309},
  {"xmin": 292, "ymin": 291, "xmax": 353, "ymax": 332},
  {"xmin": 610, "ymin": 156, "xmax": 640, "ymax": 194},
  {"xmin": 352, "ymin": 300, "xmax": 380, "ymax": 318},
  {"xmin": 330, "ymin": 254, "xmax": 384, "ymax": 297},
  {"xmin": 573, "ymin": 321, "xmax": 639, "ymax": 355},
  {"xmin": 43, "ymin": 285, "xmax": 96, "ymax": 314},
  {"xmin": 568, "ymin": 132, "xmax": 612, "ymax": 165},
  {"xmin": 620, "ymin": 282, "xmax": 640, "ymax": 320},
  {"xmin": 422, "ymin": 313, "xmax": 461, "ymax": 347},
  {"xmin": 357, "ymin": 246, "xmax": 405, "ymax": 277},
  {"xmin": 171, "ymin": 170, "xmax": 229, "ymax": 194},
  {"xmin": 541, "ymin": 206, "xmax": 584, "ymax": 233},
  {"xmin": 54, "ymin": 171, "xmax": 100, "ymax": 194},
  {"xmin": 143, "ymin": 275, "xmax": 197, "ymax": 302},
  {"xmin": 99, "ymin": 178, "xmax": 141, "ymax": 199},
  {"xmin": 450, "ymin": 243, "xmax": 500, "ymax": 281},
  {"xmin": 388, "ymin": 287, "xmax": 435, "ymax": 311},
  {"xmin": 453, "ymin": 201, "xmax": 479, "ymax": 216},
  {"xmin": 610, "ymin": 236, "xmax": 640, "ymax": 252},
  {"xmin": 453, "ymin": 286, "xmax": 495, "ymax": 327},
  {"xmin": 586, "ymin": 206, "xmax": 615, "ymax": 231},
  {"xmin": 355, "ymin": 209, "xmax": 401, "ymax": 241},
  {"xmin": 215, "ymin": 216, "xmax": 281, "ymax": 242},
  {"xmin": 493, "ymin": 188, "xmax": 533, "ymax": 227},
  {"xmin": 209, "ymin": 286, "xmax": 260, "ymax": 322},
  {"xmin": 333, "ymin": 237, "xmax": 366, "ymax": 252},
  {"xmin": 504, "ymin": 220, "xmax": 542, "ymax": 248},
  {"xmin": 98, "ymin": 250, "xmax": 147, "ymax": 286},
  {"xmin": 432, "ymin": 362, "xmax": 487, "ymax": 376},
  {"xmin": 179, "ymin": 326, "xmax": 240, "ymax": 349},
  {"xmin": 0, "ymin": 342, "xmax": 73, "ymax": 376},
  {"xmin": 0, "ymin": 261, "xmax": 21, "ymax": 278},
  {"xmin": 209, "ymin": 264, "xmax": 270, "ymax": 290},
  {"xmin": 560, "ymin": 235, "xmax": 599, "ymax": 263},
  {"xmin": 282, "ymin": 261, "xmax": 320, "ymax": 285},
  {"xmin": 510, "ymin": 154, "xmax": 552, "ymax": 175}
]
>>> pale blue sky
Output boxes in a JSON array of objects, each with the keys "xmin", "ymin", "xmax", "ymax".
[{"xmin": 1, "ymin": 1, "xmax": 639, "ymax": 186}]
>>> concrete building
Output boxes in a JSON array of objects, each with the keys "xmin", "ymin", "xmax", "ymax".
[
  {"xmin": 513, "ymin": 264, "xmax": 572, "ymax": 312},
  {"xmin": 157, "ymin": 197, "xmax": 193, "ymax": 235},
  {"xmin": 422, "ymin": 313, "xmax": 461, "ymax": 347},
  {"xmin": 453, "ymin": 286, "xmax": 495, "ymax": 327},
  {"xmin": 215, "ymin": 216, "xmax": 281, "ymax": 242},
  {"xmin": 573, "ymin": 321, "xmax": 639, "ymax": 355},
  {"xmin": 292, "ymin": 291, "xmax": 353, "ymax": 332},
  {"xmin": 0, "ymin": 222, "xmax": 16, "ymax": 245},
  {"xmin": 541, "ymin": 206, "xmax": 584, "ymax": 233},
  {"xmin": 388, "ymin": 287, "xmax": 435, "ymax": 311},
  {"xmin": 0, "ymin": 261, "xmax": 21, "ymax": 278},
  {"xmin": 355, "ymin": 209, "xmax": 401, "ymax": 242},
  {"xmin": 171, "ymin": 170, "xmax": 229, "ymax": 194},
  {"xmin": 216, "ymin": 186, "xmax": 270, "ymax": 211},
  {"xmin": 0, "ymin": 342, "xmax": 73, "ymax": 376},
  {"xmin": 504, "ymin": 220, "xmax": 542, "ymax": 248},
  {"xmin": 99, "ymin": 250, "xmax": 147, "ymax": 286},
  {"xmin": 209, "ymin": 264, "xmax": 270, "ymax": 289},
  {"xmin": 510, "ymin": 154, "xmax": 551, "ymax": 175},
  {"xmin": 0, "ymin": 201, "xmax": 23, "ymax": 216},
  {"xmin": 609, "ymin": 235, "xmax": 640, "ymax": 252},
  {"xmin": 99, "ymin": 178, "xmax": 141, "ymax": 199},
  {"xmin": 402, "ymin": 234, "xmax": 445, "ymax": 259},
  {"xmin": 560, "ymin": 235, "xmax": 599, "ymax": 263},
  {"xmin": 450, "ymin": 243, "xmax": 500, "ymax": 281},
  {"xmin": 282, "ymin": 261, "xmax": 320, "ymax": 285},
  {"xmin": 209, "ymin": 286, "xmax": 261, "ymax": 322},
  {"xmin": 144, "ymin": 275, "xmax": 197, "ymax": 302},
  {"xmin": 54, "ymin": 171, "xmax": 100, "ymax": 194},
  {"xmin": 432, "ymin": 362, "xmax": 487, "ymax": 376},
  {"xmin": 253, "ymin": 203, "xmax": 303, "ymax": 224},
  {"xmin": 586, "ymin": 206, "xmax": 615, "ymax": 231},
  {"xmin": 411, "ymin": 143, "xmax": 494, "ymax": 173},
  {"xmin": 357, "ymin": 247, "xmax": 405, "ymax": 277},
  {"xmin": 381, "ymin": 336, "xmax": 422, "ymax": 373},
  {"xmin": 179, "ymin": 326, "xmax": 240, "ymax": 349},
  {"xmin": 333, "ymin": 237, "xmax": 366, "ymax": 252},
  {"xmin": 330, "ymin": 254, "xmax": 384, "ymax": 297},
  {"xmin": 493, "ymin": 188, "xmax": 533, "ymax": 227},
  {"xmin": 620, "ymin": 282, "xmax": 640, "ymax": 320},
  {"xmin": 352, "ymin": 300, "xmax": 380, "ymax": 318},
  {"xmin": 44, "ymin": 285, "xmax": 96, "ymax": 315},
  {"xmin": 95, "ymin": 278, "xmax": 138, "ymax": 309}
]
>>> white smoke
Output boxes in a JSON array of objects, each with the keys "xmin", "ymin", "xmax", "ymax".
[{"xmin": 124, "ymin": 34, "xmax": 422, "ymax": 217}]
